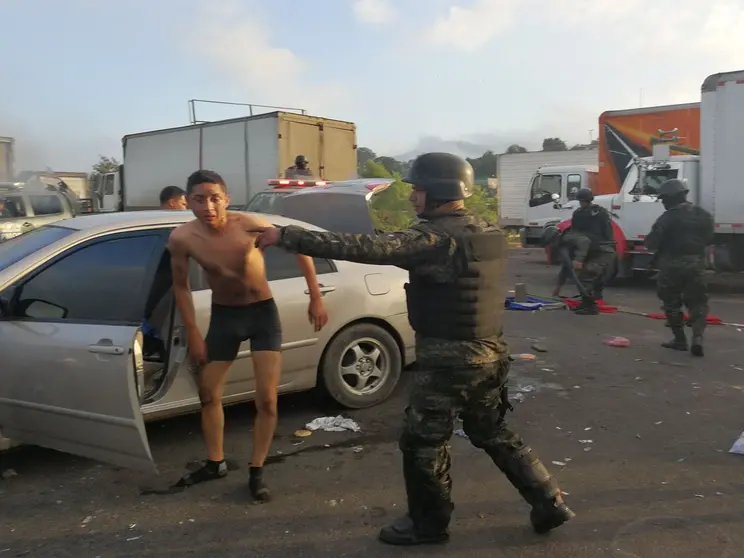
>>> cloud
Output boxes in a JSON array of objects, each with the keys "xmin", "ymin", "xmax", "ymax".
[
  {"xmin": 188, "ymin": 1, "xmax": 352, "ymax": 117},
  {"xmin": 353, "ymin": 0, "xmax": 395, "ymax": 24},
  {"xmin": 422, "ymin": 0, "xmax": 519, "ymax": 52}
]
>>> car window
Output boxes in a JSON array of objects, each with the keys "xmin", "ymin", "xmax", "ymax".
[
  {"xmin": 0, "ymin": 225, "xmax": 74, "ymax": 270},
  {"xmin": 14, "ymin": 234, "xmax": 164, "ymax": 323},
  {"xmin": 0, "ymin": 194, "xmax": 27, "ymax": 218},
  {"xmin": 103, "ymin": 174, "xmax": 115, "ymax": 196},
  {"xmin": 29, "ymin": 194, "xmax": 63, "ymax": 216},
  {"xmin": 264, "ymin": 248, "xmax": 335, "ymax": 281},
  {"xmin": 245, "ymin": 191, "xmax": 290, "ymax": 215}
]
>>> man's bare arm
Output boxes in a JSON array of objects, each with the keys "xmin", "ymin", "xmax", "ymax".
[
  {"xmin": 296, "ymin": 255, "xmax": 323, "ymax": 299},
  {"xmin": 167, "ymin": 232, "xmax": 198, "ymax": 336}
]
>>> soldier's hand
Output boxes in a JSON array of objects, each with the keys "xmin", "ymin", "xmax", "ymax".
[{"xmin": 249, "ymin": 226, "xmax": 282, "ymax": 249}]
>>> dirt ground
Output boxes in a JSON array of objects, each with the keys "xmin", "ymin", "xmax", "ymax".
[{"xmin": 1, "ymin": 249, "xmax": 744, "ymax": 558}]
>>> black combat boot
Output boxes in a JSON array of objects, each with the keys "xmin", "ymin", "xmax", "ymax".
[
  {"xmin": 661, "ymin": 326, "xmax": 688, "ymax": 351},
  {"xmin": 690, "ymin": 335, "xmax": 704, "ymax": 357},
  {"xmin": 487, "ymin": 441, "xmax": 575, "ymax": 534},
  {"xmin": 379, "ymin": 448, "xmax": 452, "ymax": 545},
  {"xmin": 572, "ymin": 296, "xmax": 598, "ymax": 315}
]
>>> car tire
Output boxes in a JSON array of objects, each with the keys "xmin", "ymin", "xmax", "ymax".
[{"xmin": 319, "ymin": 322, "xmax": 402, "ymax": 409}]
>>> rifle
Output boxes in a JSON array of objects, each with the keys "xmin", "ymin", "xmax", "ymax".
[{"xmin": 557, "ymin": 245, "xmax": 590, "ymax": 298}]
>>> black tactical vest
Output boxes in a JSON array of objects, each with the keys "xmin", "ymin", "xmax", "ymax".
[
  {"xmin": 404, "ymin": 213, "xmax": 505, "ymax": 340},
  {"xmin": 662, "ymin": 203, "xmax": 713, "ymax": 258}
]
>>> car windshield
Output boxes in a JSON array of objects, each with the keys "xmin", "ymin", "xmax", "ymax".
[
  {"xmin": 245, "ymin": 191, "xmax": 292, "ymax": 215},
  {"xmin": 0, "ymin": 225, "xmax": 74, "ymax": 270}
]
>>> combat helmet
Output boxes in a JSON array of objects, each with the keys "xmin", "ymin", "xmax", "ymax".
[
  {"xmin": 657, "ymin": 178, "xmax": 689, "ymax": 198},
  {"xmin": 575, "ymin": 188, "xmax": 594, "ymax": 202},
  {"xmin": 403, "ymin": 152, "xmax": 474, "ymax": 201}
]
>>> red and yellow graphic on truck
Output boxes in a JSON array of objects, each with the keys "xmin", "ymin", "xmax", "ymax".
[{"xmin": 597, "ymin": 103, "xmax": 700, "ymax": 195}]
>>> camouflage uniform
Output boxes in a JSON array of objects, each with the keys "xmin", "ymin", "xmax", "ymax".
[
  {"xmin": 644, "ymin": 200, "xmax": 714, "ymax": 355},
  {"xmin": 275, "ymin": 208, "xmax": 572, "ymax": 544},
  {"xmin": 284, "ymin": 166, "xmax": 313, "ymax": 179},
  {"xmin": 569, "ymin": 203, "xmax": 616, "ymax": 313}
]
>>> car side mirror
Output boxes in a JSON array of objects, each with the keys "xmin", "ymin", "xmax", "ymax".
[
  {"xmin": 17, "ymin": 298, "xmax": 68, "ymax": 319},
  {"xmin": 551, "ymin": 193, "xmax": 560, "ymax": 201},
  {"xmin": 0, "ymin": 286, "xmax": 17, "ymax": 317}
]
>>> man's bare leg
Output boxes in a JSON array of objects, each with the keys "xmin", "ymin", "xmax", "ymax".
[
  {"xmin": 248, "ymin": 350, "xmax": 282, "ymax": 502},
  {"xmin": 200, "ymin": 361, "xmax": 233, "ymax": 461},
  {"xmin": 176, "ymin": 361, "xmax": 232, "ymax": 486}
]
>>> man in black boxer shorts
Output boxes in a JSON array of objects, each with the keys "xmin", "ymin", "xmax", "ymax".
[{"xmin": 167, "ymin": 170, "xmax": 328, "ymax": 502}]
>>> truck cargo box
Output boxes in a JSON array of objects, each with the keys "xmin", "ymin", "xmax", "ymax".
[{"xmin": 121, "ymin": 112, "xmax": 357, "ymax": 209}]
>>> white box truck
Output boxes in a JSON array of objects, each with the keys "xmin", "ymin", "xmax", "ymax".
[
  {"xmin": 93, "ymin": 111, "xmax": 357, "ymax": 212},
  {"xmin": 550, "ymin": 69, "xmax": 744, "ymax": 277},
  {"xmin": 497, "ymin": 149, "xmax": 599, "ymax": 242}
]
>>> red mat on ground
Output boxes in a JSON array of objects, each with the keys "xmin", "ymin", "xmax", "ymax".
[
  {"xmin": 645, "ymin": 312, "xmax": 723, "ymax": 325},
  {"xmin": 563, "ymin": 298, "xmax": 618, "ymax": 313}
]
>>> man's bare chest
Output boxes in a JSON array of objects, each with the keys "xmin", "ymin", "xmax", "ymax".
[{"xmin": 189, "ymin": 234, "xmax": 256, "ymax": 276}]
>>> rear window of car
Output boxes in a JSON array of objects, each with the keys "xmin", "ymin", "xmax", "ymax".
[
  {"xmin": 0, "ymin": 225, "xmax": 75, "ymax": 270},
  {"xmin": 0, "ymin": 194, "xmax": 28, "ymax": 219},
  {"xmin": 245, "ymin": 191, "xmax": 292, "ymax": 215}
]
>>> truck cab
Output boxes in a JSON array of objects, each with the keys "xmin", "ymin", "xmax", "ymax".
[
  {"xmin": 92, "ymin": 170, "xmax": 122, "ymax": 213},
  {"xmin": 522, "ymin": 164, "xmax": 598, "ymax": 245}
]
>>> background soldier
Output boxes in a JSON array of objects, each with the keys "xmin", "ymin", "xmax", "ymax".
[
  {"xmin": 252, "ymin": 152, "xmax": 574, "ymax": 545},
  {"xmin": 644, "ymin": 178, "xmax": 714, "ymax": 356},
  {"xmin": 284, "ymin": 154, "xmax": 313, "ymax": 179},
  {"xmin": 568, "ymin": 188, "xmax": 616, "ymax": 314}
]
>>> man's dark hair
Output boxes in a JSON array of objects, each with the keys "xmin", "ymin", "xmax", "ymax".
[
  {"xmin": 186, "ymin": 170, "xmax": 227, "ymax": 194},
  {"xmin": 159, "ymin": 185, "xmax": 186, "ymax": 205}
]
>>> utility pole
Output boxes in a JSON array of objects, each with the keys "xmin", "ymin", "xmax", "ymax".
[{"xmin": 588, "ymin": 129, "xmax": 594, "ymax": 143}]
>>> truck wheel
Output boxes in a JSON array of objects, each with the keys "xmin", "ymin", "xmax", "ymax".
[{"xmin": 319, "ymin": 323, "xmax": 402, "ymax": 409}]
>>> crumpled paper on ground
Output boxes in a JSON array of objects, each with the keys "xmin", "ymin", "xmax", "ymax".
[
  {"xmin": 305, "ymin": 416, "xmax": 361, "ymax": 433},
  {"xmin": 729, "ymin": 431, "xmax": 744, "ymax": 455}
]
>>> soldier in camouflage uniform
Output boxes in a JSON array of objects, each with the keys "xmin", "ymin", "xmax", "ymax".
[
  {"xmin": 253, "ymin": 152, "xmax": 574, "ymax": 545},
  {"xmin": 568, "ymin": 188, "xmax": 616, "ymax": 314},
  {"xmin": 284, "ymin": 154, "xmax": 314, "ymax": 179},
  {"xmin": 644, "ymin": 178, "xmax": 714, "ymax": 357}
]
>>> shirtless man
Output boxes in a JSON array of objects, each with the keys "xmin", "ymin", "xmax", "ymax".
[{"xmin": 167, "ymin": 169, "xmax": 328, "ymax": 502}]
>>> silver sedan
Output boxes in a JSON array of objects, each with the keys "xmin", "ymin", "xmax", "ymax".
[{"xmin": 0, "ymin": 210, "xmax": 414, "ymax": 473}]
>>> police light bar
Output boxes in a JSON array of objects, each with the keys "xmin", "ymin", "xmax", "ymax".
[{"xmin": 267, "ymin": 179, "xmax": 328, "ymax": 188}]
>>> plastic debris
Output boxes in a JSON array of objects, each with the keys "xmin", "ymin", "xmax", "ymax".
[
  {"xmin": 294, "ymin": 429, "xmax": 313, "ymax": 438},
  {"xmin": 552, "ymin": 461, "xmax": 567, "ymax": 467},
  {"xmin": 454, "ymin": 429, "xmax": 469, "ymax": 439},
  {"xmin": 305, "ymin": 416, "xmax": 361, "ymax": 433},
  {"xmin": 511, "ymin": 393, "xmax": 525, "ymax": 403},
  {"xmin": 578, "ymin": 440, "xmax": 593, "ymax": 444},
  {"xmin": 604, "ymin": 336, "xmax": 630, "ymax": 347},
  {"xmin": 352, "ymin": 446, "xmax": 364, "ymax": 453},
  {"xmin": 517, "ymin": 385, "xmax": 536, "ymax": 393},
  {"xmin": 531, "ymin": 343, "xmax": 548, "ymax": 353},
  {"xmin": 515, "ymin": 353, "xmax": 537, "ymax": 360},
  {"xmin": 729, "ymin": 431, "xmax": 744, "ymax": 455}
]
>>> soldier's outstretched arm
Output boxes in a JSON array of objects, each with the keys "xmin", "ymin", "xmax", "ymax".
[{"xmin": 273, "ymin": 225, "xmax": 456, "ymax": 267}]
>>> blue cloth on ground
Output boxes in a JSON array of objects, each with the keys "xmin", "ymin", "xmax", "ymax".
[{"xmin": 504, "ymin": 295, "xmax": 559, "ymax": 311}]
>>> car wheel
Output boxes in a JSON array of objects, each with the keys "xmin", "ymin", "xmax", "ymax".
[{"xmin": 319, "ymin": 322, "xmax": 402, "ymax": 409}]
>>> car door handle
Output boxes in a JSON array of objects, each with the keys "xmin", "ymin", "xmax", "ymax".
[
  {"xmin": 88, "ymin": 343, "xmax": 125, "ymax": 355},
  {"xmin": 305, "ymin": 284, "xmax": 336, "ymax": 296}
]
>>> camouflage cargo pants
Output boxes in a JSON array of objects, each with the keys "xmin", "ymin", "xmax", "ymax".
[
  {"xmin": 657, "ymin": 259, "xmax": 709, "ymax": 335},
  {"xmin": 577, "ymin": 251, "xmax": 615, "ymax": 299},
  {"xmin": 399, "ymin": 359, "xmax": 560, "ymax": 533}
]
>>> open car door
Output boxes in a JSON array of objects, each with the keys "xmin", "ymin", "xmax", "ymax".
[{"xmin": 0, "ymin": 320, "xmax": 156, "ymax": 473}]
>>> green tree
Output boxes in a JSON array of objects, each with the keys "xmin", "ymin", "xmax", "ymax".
[
  {"xmin": 360, "ymin": 159, "xmax": 392, "ymax": 179},
  {"xmin": 467, "ymin": 150, "xmax": 498, "ymax": 179},
  {"xmin": 375, "ymin": 156, "xmax": 405, "ymax": 175},
  {"xmin": 542, "ymin": 137, "xmax": 568, "ymax": 151},
  {"xmin": 89, "ymin": 155, "xmax": 120, "ymax": 181},
  {"xmin": 506, "ymin": 144, "xmax": 527, "ymax": 154},
  {"xmin": 464, "ymin": 184, "xmax": 499, "ymax": 223},
  {"xmin": 357, "ymin": 147, "xmax": 377, "ymax": 175}
]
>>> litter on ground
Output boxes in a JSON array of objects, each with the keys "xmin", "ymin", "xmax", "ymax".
[
  {"xmin": 305, "ymin": 416, "xmax": 361, "ymax": 433},
  {"xmin": 604, "ymin": 336, "xmax": 630, "ymax": 347},
  {"xmin": 729, "ymin": 431, "xmax": 744, "ymax": 455}
]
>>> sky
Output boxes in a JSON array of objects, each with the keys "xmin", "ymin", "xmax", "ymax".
[{"xmin": 1, "ymin": 0, "xmax": 743, "ymax": 171}]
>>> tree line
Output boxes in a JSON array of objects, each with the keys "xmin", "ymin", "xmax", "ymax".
[{"xmin": 357, "ymin": 137, "xmax": 598, "ymax": 181}]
